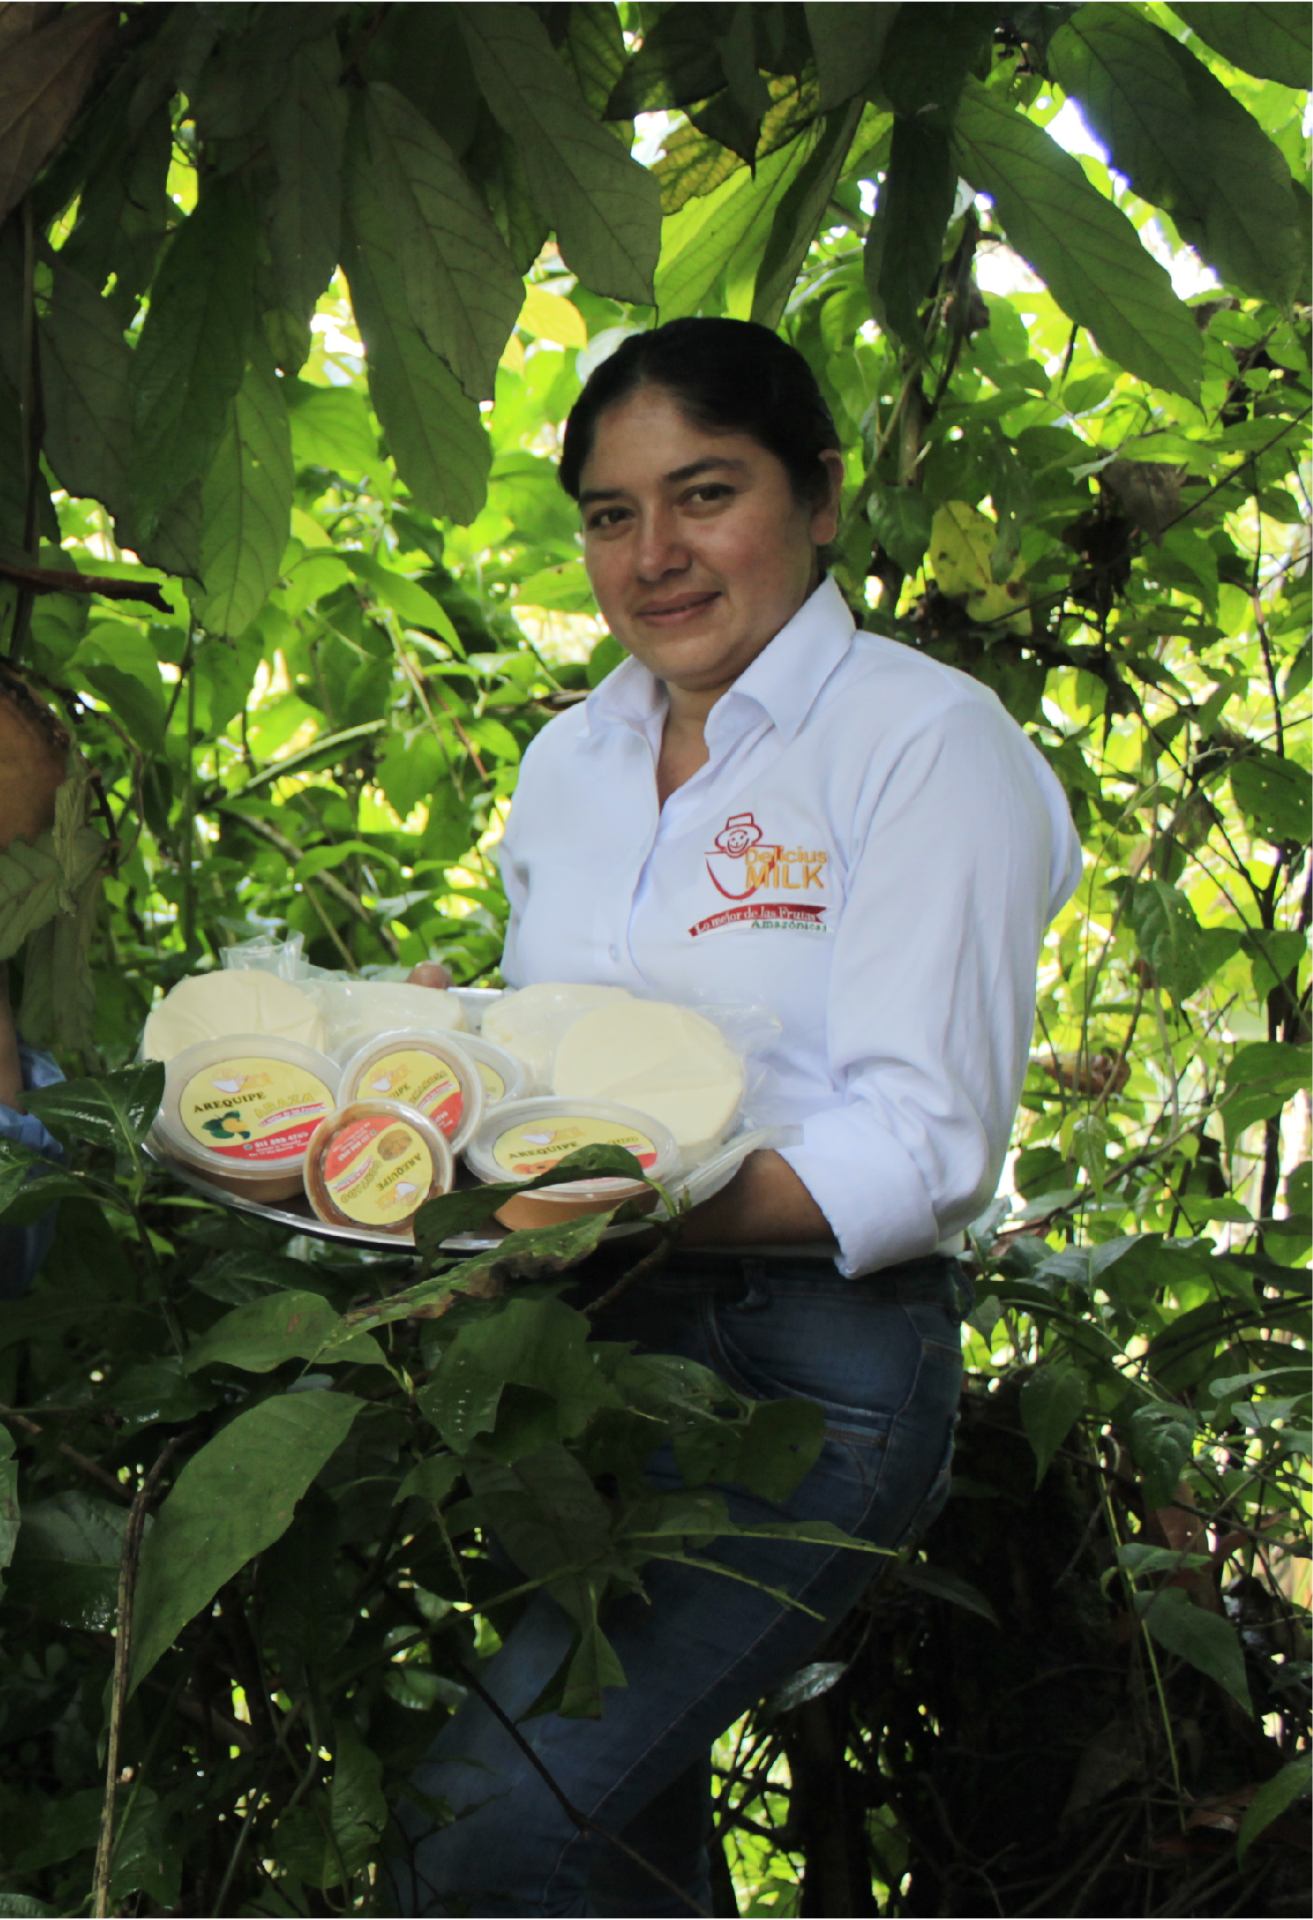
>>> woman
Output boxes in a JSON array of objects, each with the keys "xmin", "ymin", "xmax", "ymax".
[{"xmin": 392, "ymin": 319, "xmax": 1082, "ymax": 1916}]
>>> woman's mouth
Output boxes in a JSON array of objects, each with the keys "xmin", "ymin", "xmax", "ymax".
[{"xmin": 636, "ymin": 591, "xmax": 720, "ymax": 625}]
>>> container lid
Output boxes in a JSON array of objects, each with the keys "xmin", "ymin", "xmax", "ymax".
[
  {"xmin": 303, "ymin": 1099, "xmax": 454, "ymax": 1234},
  {"xmin": 156, "ymin": 1035, "xmax": 339, "ymax": 1179},
  {"xmin": 443, "ymin": 1031, "xmax": 528, "ymax": 1109},
  {"xmin": 337, "ymin": 1029, "xmax": 483, "ymax": 1151},
  {"xmin": 463, "ymin": 1095, "xmax": 678, "ymax": 1193}
]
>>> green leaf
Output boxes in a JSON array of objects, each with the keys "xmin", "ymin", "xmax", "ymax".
[
  {"xmin": 349, "ymin": 84, "xmax": 522, "ymax": 403},
  {"xmin": 1124, "ymin": 880, "xmax": 1239, "ymax": 1000},
  {"xmin": 952, "ymin": 77, "xmax": 1202, "ymax": 398},
  {"xmin": 263, "ymin": 32, "xmax": 347, "ymax": 366},
  {"xmin": 69, "ymin": 618, "xmax": 169, "ymax": 748},
  {"xmin": 0, "ymin": 1426, "xmax": 17, "ymax": 1594},
  {"xmin": 342, "ymin": 198, "xmax": 492, "ymax": 525},
  {"xmin": 865, "ymin": 116, "xmax": 956, "ymax": 345},
  {"xmin": 868, "ymin": 485, "xmax": 933, "ymax": 574},
  {"xmin": 1019, "ymin": 1360, "xmax": 1087, "ymax": 1484},
  {"xmin": 1049, "ymin": 7, "xmax": 1306, "ymax": 306},
  {"xmin": 38, "ymin": 263, "xmax": 134, "ymax": 519},
  {"xmin": 804, "ymin": 1, "xmax": 901, "ymax": 111},
  {"xmin": 736, "ymin": 1397, "xmax": 825, "ymax": 1504},
  {"xmin": 343, "ymin": 552, "xmax": 465, "ymax": 652},
  {"xmin": 421, "ymin": 1296, "xmax": 605, "ymax": 1452},
  {"xmin": 1173, "ymin": 4, "xmax": 1312, "ymax": 90},
  {"xmin": 458, "ymin": 2, "xmax": 661, "ymax": 304},
  {"xmin": 605, "ymin": 4, "xmax": 735, "ymax": 116},
  {"xmin": 560, "ymin": 1599, "xmax": 626, "ymax": 1718},
  {"xmin": 1237, "ymin": 1757, "xmax": 1311, "ymax": 1864},
  {"xmin": 184, "ymin": 1291, "xmax": 385, "ymax": 1375},
  {"xmin": 129, "ymin": 178, "xmax": 258, "ymax": 536},
  {"xmin": 1136, "ymin": 1586, "xmax": 1252, "ymax": 1713},
  {"xmin": 1221, "ymin": 1043, "xmax": 1309, "ymax": 1144},
  {"xmin": 0, "ymin": 826, "xmax": 102, "ymax": 961},
  {"xmin": 287, "ymin": 380, "xmax": 379, "ymax": 479},
  {"xmin": 656, "ymin": 137, "xmax": 810, "ymax": 320},
  {"xmin": 27, "ymin": 1059, "xmax": 163, "ymax": 1153},
  {"xmin": 191, "ymin": 349, "xmax": 294, "ymax": 639},
  {"xmin": 4, "ymin": 1491, "xmax": 127, "ymax": 1631},
  {"xmin": 0, "ymin": 3, "xmax": 114, "ymax": 224},
  {"xmin": 752, "ymin": 101, "xmax": 863, "ymax": 330},
  {"xmin": 1126, "ymin": 1402, "xmax": 1197, "ymax": 1507},
  {"xmin": 129, "ymin": 1388, "xmax": 362, "ymax": 1694},
  {"xmin": 1230, "ymin": 748, "xmax": 1311, "ymax": 845},
  {"xmin": 896, "ymin": 1560, "xmax": 1001, "ymax": 1626}
]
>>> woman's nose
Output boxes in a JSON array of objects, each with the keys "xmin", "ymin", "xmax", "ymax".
[{"xmin": 634, "ymin": 507, "xmax": 689, "ymax": 580}]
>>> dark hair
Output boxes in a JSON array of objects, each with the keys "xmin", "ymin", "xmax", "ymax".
[{"xmin": 559, "ymin": 318, "xmax": 841, "ymax": 507}]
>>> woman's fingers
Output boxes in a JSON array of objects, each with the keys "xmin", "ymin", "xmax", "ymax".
[{"xmin": 406, "ymin": 961, "xmax": 454, "ymax": 991}]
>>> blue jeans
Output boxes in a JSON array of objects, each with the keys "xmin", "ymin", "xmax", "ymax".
[{"xmin": 389, "ymin": 1252, "xmax": 966, "ymax": 1917}]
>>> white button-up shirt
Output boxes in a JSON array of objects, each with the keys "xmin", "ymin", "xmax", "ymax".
[{"xmin": 500, "ymin": 578, "xmax": 1082, "ymax": 1276}]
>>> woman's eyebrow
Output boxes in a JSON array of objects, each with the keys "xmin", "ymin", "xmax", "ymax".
[{"xmin": 577, "ymin": 456, "xmax": 748, "ymax": 508}]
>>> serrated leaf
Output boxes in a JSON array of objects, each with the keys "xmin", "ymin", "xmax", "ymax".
[
  {"xmin": 350, "ymin": 83, "xmax": 522, "ymax": 402},
  {"xmin": 952, "ymin": 77, "xmax": 1202, "ymax": 398},
  {"xmin": 1136, "ymin": 1587, "xmax": 1251, "ymax": 1713},
  {"xmin": 0, "ymin": 4, "xmax": 114, "ymax": 224},
  {"xmin": 1173, "ymin": 4, "xmax": 1312, "ymax": 90},
  {"xmin": 457, "ymin": 1, "xmax": 661, "ymax": 304},
  {"xmin": 1050, "ymin": 7, "xmax": 1306, "ymax": 306},
  {"xmin": 1020, "ymin": 1361, "xmax": 1086, "ymax": 1485},
  {"xmin": 129, "ymin": 178, "xmax": 258, "ymax": 535},
  {"xmin": 192, "ymin": 349, "xmax": 294, "ymax": 639},
  {"xmin": 1230, "ymin": 748, "xmax": 1311, "ymax": 845},
  {"xmin": 128, "ymin": 1389, "xmax": 362, "ymax": 1694}
]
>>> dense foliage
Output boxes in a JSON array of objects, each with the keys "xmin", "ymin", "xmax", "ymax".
[{"xmin": 0, "ymin": 3, "xmax": 1308, "ymax": 1913}]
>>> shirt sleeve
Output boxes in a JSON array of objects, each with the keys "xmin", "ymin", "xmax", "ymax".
[
  {"xmin": 779, "ymin": 698, "xmax": 1081, "ymax": 1277},
  {"xmin": 0, "ymin": 1044, "xmax": 66, "ymax": 1301}
]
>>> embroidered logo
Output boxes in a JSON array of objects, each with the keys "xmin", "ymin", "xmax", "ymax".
[{"xmin": 691, "ymin": 812, "xmax": 830, "ymax": 938}]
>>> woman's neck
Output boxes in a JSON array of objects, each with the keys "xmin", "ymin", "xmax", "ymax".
[{"xmin": 656, "ymin": 699, "xmax": 711, "ymax": 806}]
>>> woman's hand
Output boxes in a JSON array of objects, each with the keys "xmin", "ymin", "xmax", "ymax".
[
  {"xmin": 406, "ymin": 961, "xmax": 454, "ymax": 991},
  {"xmin": 678, "ymin": 1148, "xmax": 833, "ymax": 1248}
]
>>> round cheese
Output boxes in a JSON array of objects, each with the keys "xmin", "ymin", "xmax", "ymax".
[
  {"xmin": 551, "ymin": 1000, "xmax": 743, "ymax": 1162},
  {"xmin": 143, "ymin": 970, "xmax": 326, "ymax": 1063},
  {"xmin": 317, "ymin": 979, "xmax": 468, "ymax": 1052},
  {"xmin": 482, "ymin": 982, "xmax": 633, "ymax": 1088}
]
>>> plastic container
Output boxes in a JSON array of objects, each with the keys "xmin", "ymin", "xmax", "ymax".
[
  {"xmin": 463, "ymin": 1096, "xmax": 678, "ymax": 1232},
  {"xmin": 154, "ymin": 1035, "xmax": 340, "ymax": 1203},
  {"xmin": 303, "ymin": 1098, "xmax": 454, "ymax": 1236},
  {"xmin": 444, "ymin": 1032, "xmax": 528, "ymax": 1109},
  {"xmin": 337, "ymin": 1030, "xmax": 483, "ymax": 1152}
]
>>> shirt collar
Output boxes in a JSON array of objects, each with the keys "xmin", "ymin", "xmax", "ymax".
[{"xmin": 584, "ymin": 577, "xmax": 856, "ymax": 745}]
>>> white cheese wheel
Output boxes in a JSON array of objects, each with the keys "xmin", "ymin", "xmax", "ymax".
[
  {"xmin": 316, "ymin": 979, "xmax": 468, "ymax": 1052},
  {"xmin": 483, "ymin": 982, "xmax": 633, "ymax": 1089},
  {"xmin": 142, "ymin": 971, "xmax": 326, "ymax": 1062},
  {"xmin": 551, "ymin": 1000, "xmax": 744, "ymax": 1162}
]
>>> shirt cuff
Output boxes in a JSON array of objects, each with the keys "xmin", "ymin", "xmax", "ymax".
[{"xmin": 781, "ymin": 1109, "xmax": 942, "ymax": 1278}]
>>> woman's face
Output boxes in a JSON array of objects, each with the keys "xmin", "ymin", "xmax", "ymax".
[{"xmin": 577, "ymin": 386, "xmax": 841, "ymax": 707}]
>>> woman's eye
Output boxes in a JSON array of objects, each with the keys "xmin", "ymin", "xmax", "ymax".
[
  {"xmin": 584, "ymin": 505, "xmax": 629, "ymax": 532},
  {"xmin": 687, "ymin": 483, "xmax": 733, "ymax": 506}
]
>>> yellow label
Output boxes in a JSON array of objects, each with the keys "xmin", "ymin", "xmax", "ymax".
[
  {"xmin": 179, "ymin": 1055, "xmax": 333, "ymax": 1162},
  {"xmin": 322, "ymin": 1114, "xmax": 434, "ymax": 1226},
  {"xmin": 475, "ymin": 1059, "xmax": 506, "ymax": 1101},
  {"xmin": 357, "ymin": 1047, "xmax": 464, "ymax": 1136},
  {"xmin": 491, "ymin": 1115, "xmax": 657, "ymax": 1179}
]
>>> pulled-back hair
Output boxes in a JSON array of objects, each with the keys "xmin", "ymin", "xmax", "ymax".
[{"xmin": 559, "ymin": 318, "xmax": 841, "ymax": 507}]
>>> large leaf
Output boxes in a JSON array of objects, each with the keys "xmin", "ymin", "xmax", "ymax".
[
  {"xmin": 262, "ymin": 31, "xmax": 347, "ymax": 363},
  {"xmin": 952, "ymin": 76, "xmax": 1202, "ymax": 398},
  {"xmin": 656, "ymin": 137, "xmax": 811, "ymax": 319},
  {"xmin": 1173, "ymin": 4, "xmax": 1312, "ymax": 90},
  {"xmin": 457, "ymin": 1, "xmax": 661, "ymax": 304},
  {"xmin": 1020, "ymin": 1360, "xmax": 1087, "ymax": 1485},
  {"xmin": 1221, "ymin": 1043, "xmax": 1309, "ymax": 1145},
  {"xmin": 1050, "ymin": 6, "xmax": 1306, "ymax": 306},
  {"xmin": 183, "ymin": 1290, "xmax": 385, "ymax": 1375},
  {"xmin": 342, "ymin": 191, "xmax": 491, "ymax": 525},
  {"xmin": 1124, "ymin": 880, "xmax": 1240, "ymax": 1000},
  {"xmin": 348, "ymin": 84, "xmax": 522, "ymax": 402},
  {"xmin": 0, "ymin": 4, "xmax": 114, "ymax": 223},
  {"xmin": 804, "ymin": 1, "xmax": 901, "ymax": 110},
  {"xmin": 129, "ymin": 178, "xmax": 258, "ymax": 537},
  {"xmin": 69, "ymin": 619, "xmax": 169, "ymax": 748},
  {"xmin": 1237, "ymin": 1757, "xmax": 1312, "ymax": 1864},
  {"xmin": 864, "ymin": 115, "xmax": 957, "ymax": 345},
  {"xmin": 1230, "ymin": 747, "xmax": 1311, "ymax": 846},
  {"xmin": 421, "ymin": 1296, "xmax": 608, "ymax": 1453},
  {"xmin": 128, "ymin": 1389, "xmax": 362, "ymax": 1693},
  {"xmin": 1136, "ymin": 1586, "xmax": 1252, "ymax": 1712},
  {"xmin": 4, "ymin": 1491, "xmax": 128, "ymax": 1631},
  {"xmin": 0, "ymin": 1426, "xmax": 17, "ymax": 1595},
  {"xmin": 38, "ymin": 263, "xmax": 134, "ymax": 519},
  {"xmin": 753, "ymin": 101, "xmax": 864, "ymax": 329},
  {"xmin": 191, "ymin": 349, "xmax": 294, "ymax": 639},
  {"xmin": 26, "ymin": 1059, "xmax": 164, "ymax": 1154}
]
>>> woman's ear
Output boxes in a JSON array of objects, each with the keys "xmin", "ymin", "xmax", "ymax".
[{"xmin": 810, "ymin": 450, "xmax": 845, "ymax": 545}]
